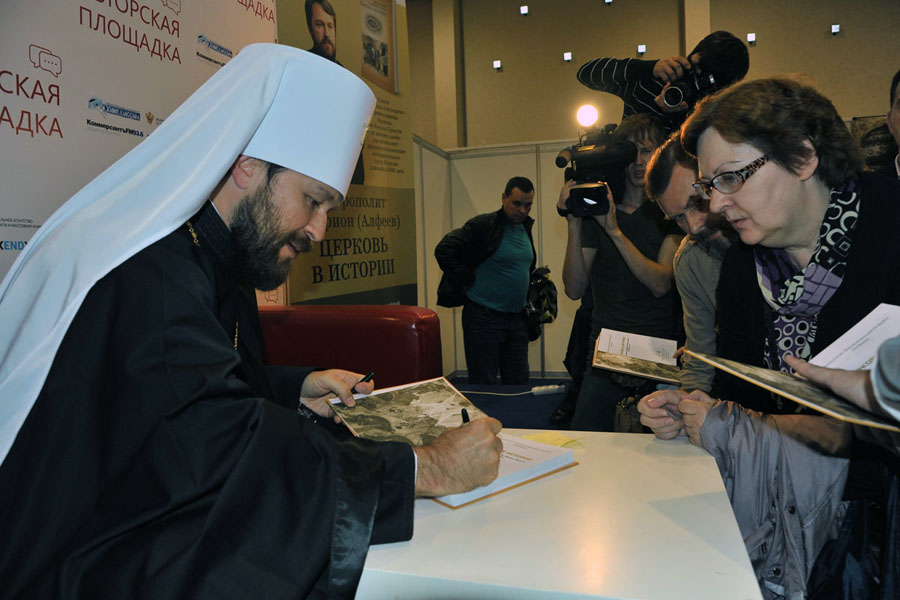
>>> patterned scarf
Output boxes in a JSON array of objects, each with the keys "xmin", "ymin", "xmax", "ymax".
[{"xmin": 754, "ymin": 178, "xmax": 861, "ymax": 372}]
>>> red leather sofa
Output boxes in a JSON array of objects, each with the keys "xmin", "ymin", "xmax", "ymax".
[{"xmin": 258, "ymin": 305, "xmax": 443, "ymax": 388}]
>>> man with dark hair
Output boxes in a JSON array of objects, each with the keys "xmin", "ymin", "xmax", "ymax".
[
  {"xmin": 884, "ymin": 67, "xmax": 900, "ymax": 178},
  {"xmin": 435, "ymin": 176, "xmax": 537, "ymax": 384},
  {"xmin": 646, "ymin": 132, "xmax": 735, "ymax": 392},
  {"xmin": 304, "ymin": 0, "xmax": 366, "ymax": 185},
  {"xmin": 0, "ymin": 45, "xmax": 503, "ymax": 598},
  {"xmin": 577, "ymin": 30, "xmax": 749, "ymax": 133},
  {"xmin": 305, "ymin": 0, "xmax": 338, "ymax": 63},
  {"xmin": 558, "ymin": 115, "xmax": 682, "ymax": 431}
]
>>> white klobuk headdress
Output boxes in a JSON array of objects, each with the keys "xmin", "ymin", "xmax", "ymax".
[{"xmin": 0, "ymin": 43, "xmax": 376, "ymax": 463}]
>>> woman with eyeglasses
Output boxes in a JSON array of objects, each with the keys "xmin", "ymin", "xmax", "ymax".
[
  {"xmin": 639, "ymin": 78, "xmax": 900, "ymax": 599},
  {"xmin": 683, "ymin": 77, "xmax": 900, "ymax": 410}
]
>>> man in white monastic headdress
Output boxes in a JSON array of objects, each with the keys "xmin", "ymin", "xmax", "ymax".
[{"xmin": 0, "ymin": 44, "xmax": 502, "ymax": 598}]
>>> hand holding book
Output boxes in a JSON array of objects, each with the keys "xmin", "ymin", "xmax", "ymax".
[
  {"xmin": 685, "ymin": 350, "xmax": 900, "ymax": 433},
  {"xmin": 786, "ymin": 356, "xmax": 883, "ymax": 418}
]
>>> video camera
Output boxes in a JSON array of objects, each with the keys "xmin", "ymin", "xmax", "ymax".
[
  {"xmin": 662, "ymin": 71, "xmax": 718, "ymax": 109},
  {"xmin": 555, "ymin": 123, "xmax": 636, "ymax": 217}
]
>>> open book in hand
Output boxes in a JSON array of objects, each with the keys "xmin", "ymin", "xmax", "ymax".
[
  {"xmin": 591, "ymin": 328, "xmax": 680, "ymax": 384},
  {"xmin": 329, "ymin": 377, "xmax": 576, "ymax": 508},
  {"xmin": 684, "ymin": 350, "xmax": 900, "ymax": 433}
]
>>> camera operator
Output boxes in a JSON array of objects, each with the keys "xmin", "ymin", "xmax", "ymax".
[
  {"xmin": 558, "ymin": 114, "xmax": 683, "ymax": 432},
  {"xmin": 577, "ymin": 31, "xmax": 749, "ymax": 133}
]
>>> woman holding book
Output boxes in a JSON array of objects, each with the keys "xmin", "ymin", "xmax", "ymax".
[
  {"xmin": 639, "ymin": 78, "xmax": 900, "ymax": 599},
  {"xmin": 689, "ymin": 78, "xmax": 900, "ymax": 411}
]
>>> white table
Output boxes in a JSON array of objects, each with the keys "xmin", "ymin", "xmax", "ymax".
[{"xmin": 357, "ymin": 430, "xmax": 762, "ymax": 600}]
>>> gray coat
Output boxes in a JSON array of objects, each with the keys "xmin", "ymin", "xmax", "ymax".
[{"xmin": 700, "ymin": 401, "xmax": 852, "ymax": 599}]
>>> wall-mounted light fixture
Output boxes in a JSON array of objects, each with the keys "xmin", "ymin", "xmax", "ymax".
[
  {"xmin": 831, "ymin": 24, "xmax": 841, "ymax": 35},
  {"xmin": 637, "ymin": 44, "xmax": 647, "ymax": 55},
  {"xmin": 746, "ymin": 32, "xmax": 756, "ymax": 45},
  {"xmin": 563, "ymin": 51, "xmax": 573, "ymax": 62},
  {"xmin": 520, "ymin": 5, "xmax": 528, "ymax": 15},
  {"xmin": 493, "ymin": 59, "xmax": 502, "ymax": 71},
  {"xmin": 604, "ymin": 0, "xmax": 613, "ymax": 4}
]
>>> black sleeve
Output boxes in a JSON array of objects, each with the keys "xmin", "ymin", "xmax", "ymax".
[
  {"xmin": 265, "ymin": 364, "xmax": 315, "ymax": 410},
  {"xmin": 434, "ymin": 217, "xmax": 483, "ymax": 289},
  {"xmin": 0, "ymin": 239, "xmax": 416, "ymax": 599},
  {"xmin": 576, "ymin": 57, "xmax": 657, "ymax": 94}
]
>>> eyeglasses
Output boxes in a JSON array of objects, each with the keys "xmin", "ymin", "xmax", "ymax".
[{"xmin": 692, "ymin": 155, "xmax": 768, "ymax": 199}]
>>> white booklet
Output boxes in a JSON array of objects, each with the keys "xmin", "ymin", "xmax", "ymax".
[
  {"xmin": 810, "ymin": 303, "xmax": 900, "ymax": 370},
  {"xmin": 592, "ymin": 328, "xmax": 680, "ymax": 384},
  {"xmin": 330, "ymin": 377, "xmax": 577, "ymax": 508},
  {"xmin": 433, "ymin": 433, "xmax": 575, "ymax": 509}
]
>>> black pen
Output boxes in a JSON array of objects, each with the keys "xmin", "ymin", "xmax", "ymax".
[
  {"xmin": 461, "ymin": 408, "xmax": 470, "ymax": 424},
  {"xmin": 350, "ymin": 371, "xmax": 375, "ymax": 394}
]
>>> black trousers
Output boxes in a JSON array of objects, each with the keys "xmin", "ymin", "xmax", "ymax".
[{"xmin": 461, "ymin": 300, "xmax": 529, "ymax": 384}]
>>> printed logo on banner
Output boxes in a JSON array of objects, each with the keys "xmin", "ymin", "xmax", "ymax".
[
  {"xmin": 197, "ymin": 35, "xmax": 233, "ymax": 58},
  {"xmin": 0, "ymin": 216, "xmax": 39, "ymax": 254},
  {"xmin": 86, "ymin": 97, "xmax": 145, "ymax": 137},
  {"xmin": 0, "ymin": 240, "xmax": 28, "ymax": 251},
  {"xmin": 161, "ymin": 0, "xmax": 181, "ymax": 15},
  {"xmin": 28, "ymin": 44, "xmax": 62, "ymax": 78},
  {"xmin": 87, "ymin": 97, "xmax": 141, "ymax": 121},
  {"xmin": 144, "ymin": 112, "xmax": 166, "ymax": 126}
]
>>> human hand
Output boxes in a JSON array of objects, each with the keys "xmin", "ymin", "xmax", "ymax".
[
  {"xmin": 413, "ymin": 417, "xmax": 503, "ymax": 497},
  {"xmin": 638, "ymin": 389, "xmax": 687, "ymax": 439},
  {"xmin": 653, "ymin": 56, "xmax": 692, "ymax": 82},
  {"xmin": 558, "ymin": 179, "xmax": 577, "ymax": 211},
  {"xmin": 678, "ymin": 390, "xmax": 715, "ymax": 446},
  {"xmin": 785, "ymin": 355, "xmax": 879, "ymax": 415},
  {"xmin": 593, "ymin": 186, "xmax": 618, "ymax": 232},
  {"xmin": 299, "ymin": 369, "xmax": 376, "ymax": 423}
]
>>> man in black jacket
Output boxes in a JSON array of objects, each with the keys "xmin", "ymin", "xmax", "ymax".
[{"xmin": 435, "ymin": 176, "xmax": 536, "ymax": 384}]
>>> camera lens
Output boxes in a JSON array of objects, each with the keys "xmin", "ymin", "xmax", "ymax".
[{"xmin": 662, "ymin": 85, "xmax": 684, "ymax": 108}]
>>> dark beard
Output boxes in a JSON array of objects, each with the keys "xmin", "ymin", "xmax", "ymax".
[
  {"xmin": 694, "ymin": 227, "xmax": 737, "ymax": 260},
  {"xmin": 311, "ymin": 41, "xmax": 336, "ymax": 62},
  {"xmin": 230, "ymin": 182, "xmax": 311, "ymax": 291}
]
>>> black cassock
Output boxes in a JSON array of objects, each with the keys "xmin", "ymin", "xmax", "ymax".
[{"xmin": 0, "ymin": 202, "xmax": 414, "ymax": 598}]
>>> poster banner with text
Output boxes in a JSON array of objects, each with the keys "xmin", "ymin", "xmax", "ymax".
[
  {"xmin": 0, "ymin": 0, "xmax": 276, "ymax": 277},
  {"xmin": 275, "ymin": 0, "xmax": 415, "ymax": 305}
]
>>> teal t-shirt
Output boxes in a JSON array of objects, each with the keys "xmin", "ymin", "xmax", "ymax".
[{"xmin": 467, "ymin": 224, "xmax": 533, "ymax": 312}]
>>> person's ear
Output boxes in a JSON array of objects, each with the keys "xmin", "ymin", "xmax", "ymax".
[
  {"xmin": 796, "ymin": 139, "xmax": 819, "ymax": 181},
  {"xmin": 230, "ymin": 155, "xmax": 261, "ymax": 190}
]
